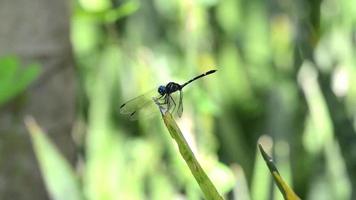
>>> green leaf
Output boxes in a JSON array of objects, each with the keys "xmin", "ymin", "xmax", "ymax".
[
  {"xmin": 0, "ymin": 56, "xmax": 41, "ymax": 106},
  {"xmin": 75, "ymin": 1, "xmax": 139, "ymax": 24},
  {"xmin": 103, "ymin": 1, "xmax": 139, "ymax": 23},
  {"xmin": 25, "ymin": 117, "xmax": 84, "ymax": 200}
]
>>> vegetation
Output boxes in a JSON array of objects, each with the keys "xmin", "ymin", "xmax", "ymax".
[{"xmin": 1, "ymin": 0, "xmax": 356, "ymax": 199}]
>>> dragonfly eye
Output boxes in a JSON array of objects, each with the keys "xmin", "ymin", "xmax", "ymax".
[{"xmin": 158, "ymin": 85, "xmax": 166, "ymax": 95}]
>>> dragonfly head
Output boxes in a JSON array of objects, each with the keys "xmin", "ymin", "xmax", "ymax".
[{"xmin": 158, "ymin": 85, "xmax": 166, "ymax": 95}]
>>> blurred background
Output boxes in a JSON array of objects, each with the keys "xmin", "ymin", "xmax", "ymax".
[{"xmin": 0, "ymin": 0, "xmax": 356, "ymax": 199}]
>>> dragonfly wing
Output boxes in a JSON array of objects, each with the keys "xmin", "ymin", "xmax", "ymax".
[
  {"xmin": 127, "ymin": 99, "xmax": 162, "ymax": 120},
  {"xmin": 120, "ymin": 90, "xmax": 156, "ymax": 114},
  {"xmin": 165, "ymin": 91, "xmax": 183, "ymax": 117},
  {"xmin": 177, "ymin": 90, "xmax": 183, "ymax": 117},
  {"xmin": 120, "ymin": 89, "xmax": 165, "ymax": 120}
]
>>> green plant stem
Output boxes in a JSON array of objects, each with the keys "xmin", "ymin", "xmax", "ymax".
[
  {"xmin": 258, "ymin": 144, "xmax": 301, "ymax": 200},
  {"xmin": 162, "ymin": 112, "xmax": 224, "ymax": 200}
]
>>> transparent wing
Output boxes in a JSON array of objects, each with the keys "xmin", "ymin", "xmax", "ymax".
[
  {"xmin": 165, "ymin": 91, "xmax": 183, "ymax": 117},
  {"xmin": 120, "ymin": 89, "xmax": 160, "ymax": 120},
  {"xmin": 120, "ymin": 90, "xmax": 155, "ymax": 114},
  {"xmin": 126, "ymin": 98, "xmax": 160, "ymax": 121},
  {"xmin": 177, "ymin": 90, "xmax": 183, "ymax": 117}
]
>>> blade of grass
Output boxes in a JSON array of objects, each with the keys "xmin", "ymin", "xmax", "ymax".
[
  {"xmin": 258, "ymin": 144, "xmax": 301, "ymax": 200},
  {"xmin": 162, "ymin": 112, "xmax": 224, "ymax": 200},
  {"xmin": 251, "ymin": 141, "xmax": 271, "ymax": 200},
  {"xmin": 24, "ymin": 116, "xmax": 83, "ymax": 200}
]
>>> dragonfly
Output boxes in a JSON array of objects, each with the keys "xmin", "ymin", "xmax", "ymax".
[{"xmin": 120, "ymin": 69, "xmax": 217, "ymax": 120}]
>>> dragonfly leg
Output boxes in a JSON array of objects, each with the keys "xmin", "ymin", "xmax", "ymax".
[{"xmin": 154, "ymin": 95, "xmax": 166, "ymax": 105}]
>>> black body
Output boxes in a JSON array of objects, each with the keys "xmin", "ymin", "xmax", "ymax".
[{"xmin": 120, "ymin": 69, "xmax": 217, "ymax": 120}]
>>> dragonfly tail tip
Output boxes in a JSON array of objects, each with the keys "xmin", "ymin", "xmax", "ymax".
[{"xmin": 207, "ymin": 69, "xmax": 217, "ymax": 75}]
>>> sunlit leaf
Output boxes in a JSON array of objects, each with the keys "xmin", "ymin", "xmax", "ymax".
[
  {"xmin": 74, "ymin": 1, "xmax": 139, "ymax": 23},
  {"xmin": 25, "ymin": 117, "xmax": 83, "ymax": 200}
]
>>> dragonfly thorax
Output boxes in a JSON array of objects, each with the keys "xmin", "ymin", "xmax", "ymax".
[
  {"xmin": 158, "ymin": 82, "xmax": 181, "ymax": 95},
  {"xmin": 165, "ymin": 82, "xmax": 181, "ymax": 94}
]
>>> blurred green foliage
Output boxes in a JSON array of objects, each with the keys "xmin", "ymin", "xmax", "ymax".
[
  {"xmin": 26, "ymin": 0, "xmax": 356, "ymax": 199},
  {"xmin": 0, "ymin": 56, "xmax": 40, "ymax": 106},
  {"xmin": 25, "ymin": 117, "xmax": 83, "ymax": 200}
]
